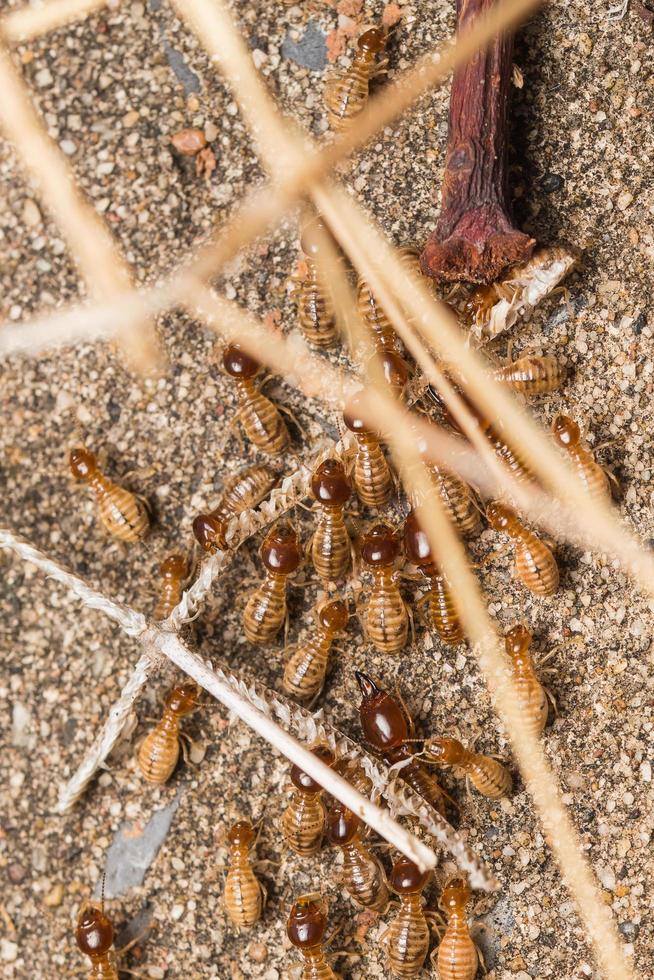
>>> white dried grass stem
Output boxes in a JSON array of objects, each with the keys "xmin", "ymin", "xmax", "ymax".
[{"xmin": 1, "ymin": 0, "xmax": 108, "ymax": 42}]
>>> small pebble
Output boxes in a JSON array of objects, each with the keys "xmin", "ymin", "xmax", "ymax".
[
  {"xmin": 7, "ymin": 863, "xmax": 27, "ymax": 884},
  {"xmin": 0, "ymin": 940, "xmax": 18, "ymax": 963},
  {"xmin": 59, "ymin": 140, "xmax": 77, "ymax": 156},
  {"xmin": 44, "ymin": 883, "xmax": 65, "ymax": 907},
  {"xmin": 34, "ymin": 68, "xmax": 53, "ymax": 87},
  {"xmin": 22, "ymin": 199, "xmax": 42, "ymax": 227}
]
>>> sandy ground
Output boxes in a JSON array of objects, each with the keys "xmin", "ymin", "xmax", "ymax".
[{"xmin": 1, "ymin": 0, "xmax": 653, "ymax": 977}]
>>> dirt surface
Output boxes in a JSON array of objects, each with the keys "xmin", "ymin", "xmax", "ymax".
[{"xmin": 1, "ymin": 0, "xmax": 654, "ymax": 977}]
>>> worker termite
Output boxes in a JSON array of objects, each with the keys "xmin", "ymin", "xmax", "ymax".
[
  {"xmin": 446, "ymin": 394, "xmax": 535, "ymax": 483},
  {"xmin": 137, "ymin": 682, "xmax": 199, "ymax": 784},
  {"xmin": 224, "ymin": 820, "xmax": 265, "ymax": 929},
  {"xmin": 281, "ymin": 745, "xmax": 335, "ymax": 856},
  {"xmin": 69, "ymin": 446, "xmax": 150, "ymax": 542},
  {"xmin": 287, "ymin": 893, "xmax": 338, "ymax": 980},
  {"xmin": 436, "ymin": 876, "xmax": 479, "ymax": 980},
  {"xmin": 494, "ymin": 353, "xmax": 565, "ymax": 396},
  {"xmin": 504, "ymin": 624, "xmax": 550, "ymax": 737},
  {"xmin": 153, "ymin": 554, "xmax": 190, "ymax": 621},
  {"xmin": 76, "ymin": 899, "xmax": 118, "ymax": 980},
  {"xmin": 356, "ymin": 671, "xmax": 446, "ymax": 815},
  {"xmin": 356, "ymin": 246, "xmax": 420, "ymax": 356},
  {"xmin": 193, "ymin": 464, "xmax": 277, "ymax": 552},
  {"xmin": 486, "ymin": 501, "xmax": 559, "ymax": 596},
  {"xmin": 243, "ymin": 522, "xmax": 301, "ymax": 645},
  {"xmin": 402, "ymin": 510, "xmax": 464, "ymax": 646},
  {"xmin": 324, "ymin": 27, "xmax": 389, "ymax": 132},
  {"xmin": 283, "ymin": 597, "xmax": 349, "ymax": 702},
  {"xmin": 424, "ymin": 737, "xmax": 512, "ymax": 799},
  {"xmin": 326, "ymin": 803, "xmax": 389, "ymax": 911},
  {"xmin": 385, "ymin": 855, "xmax": 431, "ymax": 978},
  {"xmin": 552, "ymin": 414, "xmax": 611, "ymax": 502},
  {"xmin": 295, "ymin": 217, "xmax": 340, "ymax": 349},
  {"xmin": 223, "ymin": 343, "xmax": 289, "ymax": 455},
  {"xmin": 360, "ymin": 523, "xmax": 409, "ymax": 655},
  {"xmin": 343, "ymin": 393, "xmax": 394, "ymax": 509},
  {"xmin": 310, "ymin": 457, "xmax": 352, "ymax": 582}
]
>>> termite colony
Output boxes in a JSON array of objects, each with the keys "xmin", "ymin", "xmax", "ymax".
[{"xmin": 60, "ymin": 11, "xmax": 611, "ymax": 980}]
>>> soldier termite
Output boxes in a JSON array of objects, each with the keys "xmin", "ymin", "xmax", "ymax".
[
  {"xmin": 283, "ymin": 597, "xmax": 349, "ymax": 702},
  {"xmin": 324, "ymin": 27, "xmax": 389, "ymax": 132},
  {"xmin": 137, "ymin": 683, "xmax": 199, "ymax": 784},
  {"xmin": 222, "ymin": 343, "xmax": 289, "ymax": 455},
  {"xmin": 287, "ymin": 893, "xmax": 338, "ymax": 980},
  {"xmin": 281, "ymin": 745, "xmax": 335, "ymax": 856},
  {"xmin": 192, "ymin": 464, "xmax": 277, "ymax": 552},
  {"xmin": 294, "ymin": 217, "xmax": 340, "ymax": 350},
  {"xmin": 69, "ymin": 446, "xmax": 150, "ymax": 542},
  {"xmin": 436, "ymin": 876, "xmax": 479, "ymax": 980},
  {"xmin": 243, "ymin": 522, "xmax": 301, "ymax": 645},
  {"xmin": 356, "ymin": 671, "xmax": 446, "ymax": 816},
  {"xmin": 360, "ymin": 523, "xmax": 409, "ymax": 655},
  {"xmin": 423, "ymin": 737, "xmax": 512, "ymax": 799},
  {"xmin": 402, "ymin": 510, "xmax": 464, "ymax": 646},
  {"xmin": 343, "ymin": 393, "xmax": 394, "ymax": 509},
  {"xmin": 154, "ymin": 554, "xmax": 190, "ymax": 621},
  {"xmin": 494, "ymin": 352, "xmax": 565, "ymax": 396},
  {"xmin": 485, "ymin": 501, "xmax": 559, "ymax": 596},
  {"xmin": 75, "ymin": 894, "xmax": 119, "ymax": 980},
  {"xmin": 224, "ymin": 820, "xmax": 265, "ymax": 929},
  {"xmin": 310, "ymin": 457, "xmax": 352, "ymax": 582},
  {"xmin": 326, "ymin": 803, "xmax": 389, "ymax": 911},
  {"xmin": 385, "ymin": 855, "xmax": 431, "ymax": 978},
  {"xmin": 551, "ymin": 414, "xmax": 611, "ymax": 502},
  {"xmin": 504, "ymin": 624, "xmax": 550, "ymax": 737}
]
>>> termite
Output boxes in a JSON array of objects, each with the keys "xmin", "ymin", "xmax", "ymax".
[
  {"xmin": 324, "ymin": 27, "xmax": 389, "ymax": 132},
  {"xmin": 137, "ymin": 682, "xmax": 199, "ymax": 784},
  {"xmin": 494, "ymin": 353, "xmax": 565, "ymax": 396},
  {"xmin": 310, "ymin": 457, "xmax": 352, "ymax": 582},
  {"xmin": 193, "ymin": 464, "xmax": 277, "ymax": 552},
  {"xmin": 153, "ymin": 554, "xmax": 190, "ymax": 621},
  {"xmin": 402, "ymin": 510, "xmax": 463, "ymax": 646},
  {"xmin": 326, "ymin": 803, "xmax": 389, "ymax": 911},
  {"xmin": 486, "ymin": 501, "xmax": 559, "ymax": 596},
  {"xmin": 446, "ymin": 394, "xmax": 535, "ymax": 483},
  {"xmin": 424, "ymin": 737, "xmax": 512, "ymax": 799},
  {"xmin": 243, "ymin": 522, "xmax": 301, "ymax": 645},
  {"xmin": 343, "ymin": 393, "xmax": 394, "ymax": 509},
  {"xmin": 356, "ymin": 245, "xmax": 422, "ymax": 356},
  {"xmin": 69, "ymin": 446, "xmax": 150, "ymax": 542},
  {"xmin": 295, "ymin": 217, "xmax": 339, "ymax": 349},
  {"xmin": 222, "ymin": 343, "xmax": 289, "ymax": 455},
  {"xmin": 385, "ymin": 855, "xmax": 431, "ymax": 978},
  {"xmin": 436, "ymin": 876, "xmax": 479, "ymax": 980},
  {"xmin": 76, "ymin": 900, "xmax": 118, "ymax": 980},
  {"xmin": 427, "ymin": 464, "xmax": 482, "ymax": 537},
  {"xmin": 551, "ymin": 414, "xmax": 610, "ymax": 501},
  {"xmin": 287, "ymin": 893, "xmax": 337, "ymax": 980},
  {"xmin": 283, "ymin": 597, "xmax": 349, "ymax": 701},
  {"xmin": 281, "ymin": 745, "xmax": 335, "ymax": 856},
  {"xmin": 356, "ymin": 671, "xmax": 446, "ymax": 815},
  {"xmin": 360, "ymin": 523, "xmax": 409, "ymax": 655},
  {"xmin": 504, "ymin": 624, "xmax": 549, "ymax": 737},
  {"xmin": 224, "ymin": 819, "xmax": 264, "ymax": 928},
  {"xmin": 368, "ymin": 349, "xmax": 410, "ymax": 398}
]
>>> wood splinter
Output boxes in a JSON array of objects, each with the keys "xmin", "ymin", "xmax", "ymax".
[{"xmin": 421, "ymin": 0, "xmax": 535, "ymax": 285}]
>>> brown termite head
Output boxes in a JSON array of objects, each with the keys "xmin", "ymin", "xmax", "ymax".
[
  {"xmin": 357, "ymin": 26, "xmax": 387, "ymax": 54},
  {"xmin": 326, "ymin": 804, "xmax": 360, "ymax": 846},
  {"xmin": 290, "ymin": 744, "xmax": 335, "ymax": 793},
  {"xmin": 287, "ymin": 894, "xmax": 329, "ymax": 949},
  {"xmin": 261, "ymin": 522, "xmax": 301, "ymax": 574},
  {"xmin": 552, "ymin": 414, "xmax": 581, "ymax": 448},
  {"xmin": 159, "ymin": 554, "xmax": 189, "ymax": 581},
  {"xmin": 361, "ymin": 523, "xmax": 400, "ymax": 568},
  {"xmin": 427, "ymin": 736, "xmax": 465, "ymax": 766},
  {"xmin": 389, "ymin": 855, "xmax": 430, "ymax": 896},
  {"xmin": 311, "ymin": 458, "xmax": 352, "ymax": 507},
  {"xmin": 317, "ymin": 598, "xmax": 349, "ymax": 634},
  {"xmin": 300, "ymin": 217, "xmax": 336, "ymax": 259},
  {"xmin": 505, "ymin": 623, "xmax": 532, "ymax": 658},
  {"xmin": 165, "ymin": 683, "xmax": 200, "ymax": 716},
  {"xmin": 367, "ymin": 350, "xmax": 409, "ymax": 393},
  {"xmin": 342, "ymin": 392, "xmax": 370, "ymax": 434},
  {"xmin": 75, "ymin": 904, "xmax": 114, "ymax": 958},
  {"xmin": 222, "ymin": 343, "xmax": 260, "ymax": 380},
  {"xmin": 356, "ymin": 671, "xmax": 408, "ymax": 751},
  {"xmin": 227, "ymin": 819, "xmax": 256, "ymax": 849},
  {"xmin": 192, "ymin": 513, "xmax": 227, "ymax": 552},
  {"xmin": 69, "ymin": 446, "xmax": 98, "ymax": 481},
  {"xmin": 402, "ymin": 511, "xmax": 434, "ymax": 568},
  {"xmin": 485, "ymin": 500, "xmax": 516, "ymax": 532},
  {"xmin": 441, "ymin": 875, "xmax": 471, "ymax": 912}
]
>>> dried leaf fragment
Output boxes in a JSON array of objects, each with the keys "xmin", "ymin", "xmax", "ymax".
[{"xmin": 170, "ymin": 127, "xmax": 207, "ymax": 156}]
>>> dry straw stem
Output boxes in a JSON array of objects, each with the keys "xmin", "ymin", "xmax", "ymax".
[
  {"xmin": 0, "ymin": 43, "xmax": 158, "ymax": 373},
  {"xmin": 1, "ymin": 0, "xmax": 109, "ymax": 42}
]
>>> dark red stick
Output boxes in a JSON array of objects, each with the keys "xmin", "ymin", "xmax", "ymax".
[{"xmin": 421, "ymin": 0, "xmax": 535, "ymax": 285}]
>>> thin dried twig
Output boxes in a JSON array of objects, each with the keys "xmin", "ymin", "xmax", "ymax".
[{"xmin": 1, "ymin": 0, "xmax": 109, "ymax": 42}]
